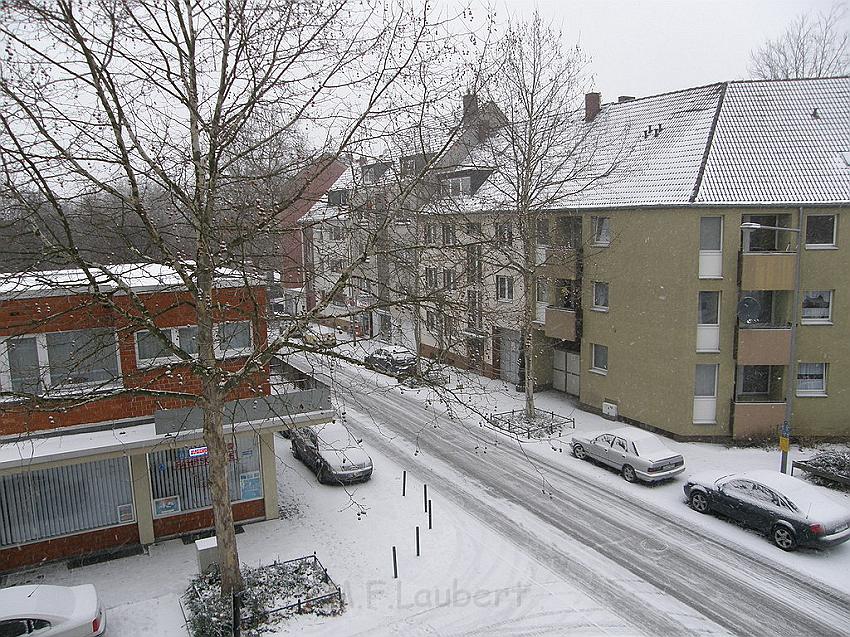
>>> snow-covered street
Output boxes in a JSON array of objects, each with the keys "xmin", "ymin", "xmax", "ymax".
[{"xmin": 7, "ymin": 349, "xmax": 850, "ymax": 636}]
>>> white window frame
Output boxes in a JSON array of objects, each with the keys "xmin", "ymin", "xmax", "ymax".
[
  {"xmin": 796, "ymin": 362, "xmax": 827, "ymax": 396},
  {"xmin": 592, "ymin": 216, "xmax": 611, "ymax": 246},
  {"xmin": 425, "ymin": 267, "xmax": 438, "ymax": 290},
  {"xmin": 495, "ymin": 275, "xmax": 514, "ymax": 302},
  {"xmin": 495, "ymin": 222, "xmax": 513, "ymax": 246},
  {"xmin": 135, "ymin": 326, "xmax": 199, "ymax": 367},
  {"xmin": 442, "ymin": 269, "xmax": 455, "ymax": 291},
  {"xmin": 801, "ymin": 290, "xmax": 832, "ymax": 324},
  {"xmin": 804, "ymin": 214, "xmax": 837, "ymax": 249},
  {"xmin": 591, "ymin": 343, "xmax": 608, "ymax": 375},
  {"xmin": 592, "ymin": 281, "xmax": 609, "ymax": 312},
  {"xmin": 0, "ymin": 328, "xmax": 122, "ymax": 396}
]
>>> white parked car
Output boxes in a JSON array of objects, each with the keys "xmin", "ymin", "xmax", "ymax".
[
  {"xmin": 571, "ymin": 427, "xmax": 685, "ymax": 483},
  {"xmin": 0, "ymin": 584, "xmax": 105, "ymax": 636}
]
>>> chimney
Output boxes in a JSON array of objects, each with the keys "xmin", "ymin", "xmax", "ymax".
[
  {"xmin": 463, "ymin": 93, "xmax": 479, "ymax": 119},
  {"xmin": 585, "ymin": 92, "xmax": 601, "ymax": 122},
  {"xmin": 618, "ymin": 95, "xmax": 636, "ymax": 103}
]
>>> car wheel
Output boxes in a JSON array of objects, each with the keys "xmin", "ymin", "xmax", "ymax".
[
  {"xmin": 689, "ymin": 491, "xmax": 710, "ymax": 513},
  {"xmin": 772, "ymin": 525, "xmax": 797, "ymax": 551},
  {"xmin": 622, "ymin": 464, "xmax": 637, "ymax": 483},
  {"xmin": 573, "ymin": 444, "xmax": 588, "ymax": 460}
]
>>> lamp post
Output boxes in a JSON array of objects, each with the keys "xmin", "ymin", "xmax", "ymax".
[{"xmin": 740, "ymin": 210, "xmax": 803, "ymax": 474}]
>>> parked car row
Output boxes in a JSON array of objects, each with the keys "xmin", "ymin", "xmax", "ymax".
[{"xmin": 571, "ymin": 427, "xmax": 850, "ymax": 551}]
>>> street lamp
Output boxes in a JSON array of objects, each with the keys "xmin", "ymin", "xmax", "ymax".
[{"xmin": 740, "ymin": 212, "xmax": 803, "ymax": 474}]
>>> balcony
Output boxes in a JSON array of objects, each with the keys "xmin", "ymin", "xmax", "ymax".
[
  {"xmin": 740, "ymin": 253, "xmax": 795, "ymax": 290},
  {"xmin": 544, "ymin": 307, "xmax": 577, "ymax": 341},
  {"xmin": 537, "ymin": 247, "xmax": 578, "ymax": 279},
  {"xmin": 733, "ymin": 401, "xmax": 785, "ymax": 440},
  {"xmin": 737, "ymin": 327, "xmax": 792, "ymax": 365}
]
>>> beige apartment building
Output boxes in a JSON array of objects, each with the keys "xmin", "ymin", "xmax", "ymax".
[{"xmin": 305, "ymin": 77, "xmax": 849, "ymax": 441}]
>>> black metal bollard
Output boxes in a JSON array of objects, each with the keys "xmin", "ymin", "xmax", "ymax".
[
  {"xmin": 415, "ymin": 526, "xmax": 420, "ymax": 556},
  {"xmin": 402, "ymin": 470, "xmax": 407, "ymax": 496},
  {"xmin": 428, "ymin": 499, "xmax": 433, "ymax": 530},
  {"xmin": 423, "ymin": 484, "xmax": 428, "ymax": 512},
  {"xmin": 392, "ymin": 546, "xmax": 398, "ymax": 579}
]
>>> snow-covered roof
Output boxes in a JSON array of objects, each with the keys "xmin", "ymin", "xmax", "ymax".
[
  {"xmin": 0, "ymin": 262, "xmax": 255, "ymax": 300},
  {"xmin": 433, "ymin": 77, "xmax": 850, "ymax": 213},
  {"xmin": 696, "ymin": 77, "xmax": 850, "ymax": 205}
]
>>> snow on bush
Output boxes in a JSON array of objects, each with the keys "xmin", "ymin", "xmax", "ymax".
[{"xmin": 184, "ymin": 557, "xmax": 343, "ymax": 636}]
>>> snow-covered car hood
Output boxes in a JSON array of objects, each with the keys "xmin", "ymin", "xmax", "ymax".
[
  {"xmin": 320, "ymin": 445, "xmax": 373, "ymax": 471},
  {"xmin": 0, "ymin": 584, "xmax": 98, "ymax": 623}
]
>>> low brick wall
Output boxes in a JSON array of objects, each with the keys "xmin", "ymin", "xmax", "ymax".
[{"xmin": 0, "ymin": 524, "xmax": 140, "ymax": 574}]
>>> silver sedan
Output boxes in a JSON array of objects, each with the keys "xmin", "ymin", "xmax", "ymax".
[{"xmin": 571, "ymin": 427, "xmax": 685, "ymax": 483}]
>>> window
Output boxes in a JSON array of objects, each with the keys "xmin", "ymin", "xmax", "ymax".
[
  {"xmin": 556, "ymin": 216, "xmax": 582, "ymax": 248},
  {"xmin": 802, "ymin": 290, "xmax": 832, "ymax": 323},
  {"xmin": 536, "ymin": 219, "xmax": 550, "ymax": 246},
  {"xmin": 495, "ymin": 222, "xmax": 512, "ymax": 246},
  {"xmin": 555, "ymin": 279, "xmax": 579, "ymax": 310},
  {"xmin": 700, "ymin": 217, "xmax": 722, "ymax": 251},
  {"xmin": 441, "ymin": 176, "xmax": 470, "ymax": 197},
  {"xmin": 425, "ymin": 267, "xmax": 438, "ymax": 290},
  {"xmin": 805, "ymin": 215, "xmax": 836, "ymax": 247},
  {"xmin": 426, "ymin": 310, "xmax": 438, "ymax": 333},
  {"xmin": 592, "ymin": 216, "xmax": 611, "ymax": 246},
  {"xmin": 216, "ymin": 322, "xmax": 252, "ymax": 356},
  {"xmin": 327, "ymin": 189, "xmax": 349, "ymax": 207},
  {"xmin": 442, "ymin": 269, "xmax": 455, "ymax": 291},
  {"xmin": 467, "ymin": 290, "xmax": 483, "ymax": 329},
  {"xmin": 613, "ymin": 437, "xmax": 628, "ymax": 453},
  {"xmin": 0, "ymin": 620, "xmax": 30, "ymax": 637},
  {"xmin": 327, "ymin": 225, "xmax": 344, "ymax": 241},
  {"xmin": 0, "ymin": 457, "xmax": 133, "ymax": 548},
  {"xmin": 797, "ymin": 362, "xmax": 827, "ymax": 395},
  {"xmin": 739, "ymin": 365, "xmax": 770, "ymax": 394},
  {"xmin": 424, "ymin": 223, "xmax": 438, "ymax": 245},
  {"xmin": 592, "ymin": 282, "xmax": 609, "ymax": 311},
  {"xmin": 442, "ymin": 223, "xmax": 457, "ymax": 246},
  {"xmin": 466, "ymin": 245, "xmax": 483, "ymax": 281},
  {"xmin": 149, "ymin": 434, "xmax": 262, "ymax": 517},
  {"xmin": 698, "ymin": 291, "xmax": 720, "ymax": 325},
  {"xmin": 694, "ymin": 364, "xmax": 717, "ymax": 397},
  {"xmin": 536, "ymin": 278, "xmax": 549, "ymax": 303},
  {"xmin": 496, "ymin": 275, "xmax": 514, "ymax": 301},
  {"xmin": 466, "ymin": 222, "xmax": 482, "ymax": 236},
  {"xmin": 591, "ymin": 343, "xmax": 608, "ymax": 374},
  {"xmin": 4, "ymin": 329, "xmax": 120, "ymax": 395}
]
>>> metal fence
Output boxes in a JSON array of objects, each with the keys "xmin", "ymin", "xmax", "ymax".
[{"xmin": 486, "ymin": 409, "xmax": 576, "ymax": 441}]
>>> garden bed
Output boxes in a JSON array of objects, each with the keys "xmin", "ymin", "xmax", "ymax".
[
  {"xmin": 486, "ymin": 408, "xmax": 575, "ymax": 441},
  {"xmin": 792, "ymin": 451, "xmax": 850, "ymax": 490},
  {"xmin": 183, "ymin": 555, "xmax": 343, "ymax": 637}
]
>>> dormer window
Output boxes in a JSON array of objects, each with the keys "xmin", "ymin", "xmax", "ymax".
[
  {"xmin": 328, "ymin": 189, "xmax": 349, "ymax": 207},
  {"xmin": 441, "ymin": 176, "xmax": 471, "ymax": 198}
]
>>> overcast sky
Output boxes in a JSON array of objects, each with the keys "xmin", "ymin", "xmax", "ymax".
[{"xmin": 486, "ymin": 0, "xmax": 848, "ymax": 101}]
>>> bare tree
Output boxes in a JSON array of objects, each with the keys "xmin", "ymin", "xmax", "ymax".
[
  {"xmin": 749, "ymin": 2, "xmax": 850, "ymax": 79},
  {"xmin": 471, "ymin": 11, "xmax": 616, "ymax": 420},
  {"xmin": 0, "ymin": 0, "xmax": 480, "ymax": 603}
]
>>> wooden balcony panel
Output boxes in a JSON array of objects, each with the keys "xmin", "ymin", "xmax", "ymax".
[
  {"xmin": 740, "ymin": 253, "xmax": 795, "ymax": 291},
  {"xmin": 544, "ymin": 307, "xmax": 577, "ymax": 341},
  {"xmin": 737, "ymin": 328, "xmax": 792, "ymax": 365},
  {"xmin": 733, "ymin": 402, "xmax": 786, "ymax": 440}
]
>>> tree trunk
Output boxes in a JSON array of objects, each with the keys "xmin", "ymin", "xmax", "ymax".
[
  {"xmin": 524, "ymin": 269, "xmax": 536, "ymax": 420},
  {"xmin": 203, "ymin": 391, "xmax": 245, "ymax": 596}
]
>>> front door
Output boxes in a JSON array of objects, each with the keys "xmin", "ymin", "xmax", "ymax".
[
  {"xmin": 499, "ymin": 328, "xmax": 521, "ymax": 384},
  {"xmin": 566, "ymin": 352, "xmax": 580, "ymax": 396}
]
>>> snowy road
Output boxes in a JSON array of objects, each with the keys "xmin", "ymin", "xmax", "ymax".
[{"xmin": 312, "ymin": 361, "xmax": 850, "ymax": 636}]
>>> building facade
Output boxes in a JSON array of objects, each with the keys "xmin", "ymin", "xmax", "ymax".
[{"xmin": 0, "ymin": 264, "xmax": 332, "ymax": 572}]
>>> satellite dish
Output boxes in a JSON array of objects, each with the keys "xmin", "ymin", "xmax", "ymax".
[{"xmin": 737, "ymin": 297, "xmax": 762, "ymax": 323}]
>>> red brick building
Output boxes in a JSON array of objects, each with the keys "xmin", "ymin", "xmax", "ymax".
[{"xmin": 0, "ymin": 264, "xmax": 332, "ymax": 572}]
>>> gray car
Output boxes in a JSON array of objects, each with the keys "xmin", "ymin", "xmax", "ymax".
[
  {"xmin": 684, "ymin": 469, "xmax": 850, "ymax": 551},
  {"xmin": 571, "ymin": 427, "xmax": 685, "ymax": 483},
  {"xmin": 291, "ymin": 422, "xmax": 373, "ymax": 484}
]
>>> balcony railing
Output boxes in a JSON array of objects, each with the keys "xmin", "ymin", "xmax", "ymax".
[
  {"xmin": 740, "ymin": 253, "xmax": 795, "ymax": 290},
  {"xmin": 733, "ymin": 401, "xmax": 786, "ymax": 440},
  {"xmin": 737, "ymin": 327, "xmax": 792, "ymax": 365},
  {"xmin": 544, "ymin": 306, "xmax": 577, "ymax": 341}
]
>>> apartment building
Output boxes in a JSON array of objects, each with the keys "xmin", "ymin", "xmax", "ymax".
[
  {"xmin": 0, "ymin": 264, "xmax": 332, "ymax": 572},
  {"xmin": 303, "ymin": 77, "xmax": 848, "ymax": 441}
]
